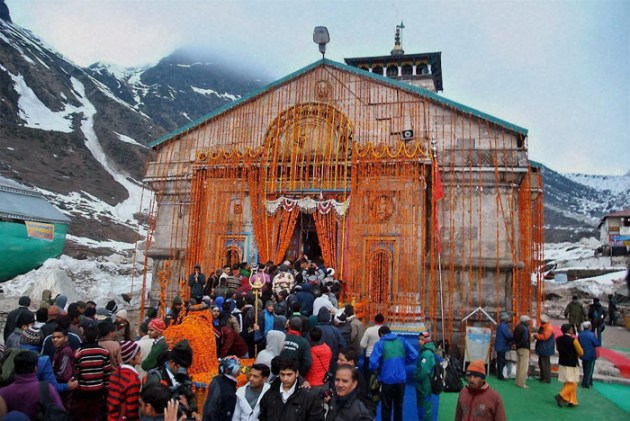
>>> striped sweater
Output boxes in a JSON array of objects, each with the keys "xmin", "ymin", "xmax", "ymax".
[
  {"xmin": 107, "ymin": 364, "xmax": 141, "ymax": 421},
  {"xmin": 74, "ymin": 342, "xmax": 112, "ymax": 393}
]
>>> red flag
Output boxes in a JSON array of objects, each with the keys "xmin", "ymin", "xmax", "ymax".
[
  {"xmin": 433, "ymin": 162, "xmax": 444, "ymax": 201},
  {"xmin": 432, "ymin": 162, "xmax": 444, "ymax": 253}
]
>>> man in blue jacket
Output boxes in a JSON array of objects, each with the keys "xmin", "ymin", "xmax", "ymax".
[
  {"xmin": 369, "ymin": 326, "xmax": 418, "ymax": 421},
  {"xmin": 578, "ymin": 321, "xmax": 600, "ymax": 388},
  {"xmin": 494, "ymin": 313, "xmax": 513, "ymax": 380}
]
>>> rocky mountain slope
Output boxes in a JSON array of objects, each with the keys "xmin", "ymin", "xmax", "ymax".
[
  {"xmin": 540, "ymin": 164, "xmax": 630, "ymax": 242},
  {"xmin": 85, "ymin": 48, "xmax": 264, "ymax": 133},
  {"xmin": 0, "ymin": 9, "xmax": 265, "ymax": 256}
]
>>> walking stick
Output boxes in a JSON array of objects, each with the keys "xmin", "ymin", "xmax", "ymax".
[{"xmin": 249, "ymin": 265, "xmax": 263, "ymax": 358}]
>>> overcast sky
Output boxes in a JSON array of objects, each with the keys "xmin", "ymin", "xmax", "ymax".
[{"xmin": 8, "ymin": 0, "xmax": 630, "ymax": 176}]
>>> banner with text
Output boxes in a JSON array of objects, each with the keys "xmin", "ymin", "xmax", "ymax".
[
  {"xmin": 464, "ymin": 326, "xmax": 492, "ymax": 364},
  {"xmin": 25, "ymin": 221, "xmax": 55, "ymax": 241}
]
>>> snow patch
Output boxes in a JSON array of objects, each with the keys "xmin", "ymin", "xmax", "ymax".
[
  {"xmin": 1, "ymin": 254, "xmax": 151, "ymax": 309},
  {"xmin": 114, "ymin": 131, "xmax": 147, "ymax": 148},
  {"xmin": 2, "ymin": 65, "xmax": 75, "ymax": 132},
  {"xmin": 191, "ymin": 86, "xmax": 240, "ymax": 101},
  {"xmin": 564, "ymin": 173, "xmax": 630, "ymax": 195},
  {"xmin": 69, "ymin": 77, "xmax": 148, "ymax": 223}
]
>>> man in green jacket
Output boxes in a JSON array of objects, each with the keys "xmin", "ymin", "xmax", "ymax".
[
  {"xmin": 141, "ymin": 318, "xmax": 168, "ymax": 371},
  {"xmin": 564, "ymin": 295, "xmax": 586, "ymax": 332},
  {"xmin": 414, "ymin": 331, "xmax": 436, "ymax": 421}
]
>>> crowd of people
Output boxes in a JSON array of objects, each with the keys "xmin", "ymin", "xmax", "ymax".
[
  {"xmin": 4, "ymin": 256, "xmax": 578, "ymax": 421},
  {"xmin": 492, "ymin": 294, "xmax": 616, "ymax": 410}
]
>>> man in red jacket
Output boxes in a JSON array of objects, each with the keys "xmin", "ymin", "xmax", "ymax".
[{"xmin": 455, "ymin": 360, "xmax": 506, "ymax": 421}]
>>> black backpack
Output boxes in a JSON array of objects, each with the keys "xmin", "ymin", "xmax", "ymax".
[
  {"xmin": 34, "ymin": 381, "xmax": 70, "ymax": 421},
  {"xmin": 430, "ymin": 354, "xmax": 445, "ymax": 395},
  {"xmin": 444, "ymin": 356, "xmax": 464, "ymax": 393}
]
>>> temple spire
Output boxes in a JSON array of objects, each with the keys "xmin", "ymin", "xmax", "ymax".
[{"xmin": 391, "ymin": 21, "xmax": 405, "ymax": 56}]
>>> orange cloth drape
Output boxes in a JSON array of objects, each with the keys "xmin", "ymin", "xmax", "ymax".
[
  {"xmin": 313, "ymin": 211, "xmax": 337, "ymax": 268},
  {"xmin": 273, "ymin": 208, "xmax": 299, "ymax": 263},
  {"xmin": 247, "ymin": 167, "xmax": 299, "ymax": 263}
]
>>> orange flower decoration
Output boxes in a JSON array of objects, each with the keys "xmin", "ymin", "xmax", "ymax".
[{"xmin": 163, "ymin": 310, "xmax": 218, "ymax": 376}]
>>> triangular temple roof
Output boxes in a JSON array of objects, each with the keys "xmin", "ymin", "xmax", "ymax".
[{"xmin": 149, "ymin": 58, "xmax": 528, "ymax": 148}]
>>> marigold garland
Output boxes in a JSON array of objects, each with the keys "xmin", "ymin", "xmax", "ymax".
[{"xmin": 163, "ymin": 311, "xmax": 218, "ymax": 375}]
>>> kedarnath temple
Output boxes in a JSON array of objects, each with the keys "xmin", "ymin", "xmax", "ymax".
[{"xmin": 141, "ymin": 25, "xmax": 544, "ymax": 339}]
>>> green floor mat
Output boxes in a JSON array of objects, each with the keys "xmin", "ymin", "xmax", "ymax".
[
  {"xmin": 594, "ymin": 381, "xmax": 630, "ymax": 413},
  {"xmin": 437, "ymin": 377, "xmax": 629, "ymax": 420}
]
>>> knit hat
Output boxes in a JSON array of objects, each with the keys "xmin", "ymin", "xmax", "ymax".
[
  {"xmin": 500, "ymin": 312, "xmax": 510, "ymax": 322},
  {"xmin": 20, "ymin": 326, "xmax": 42, "ymax": 346},
  {"xmin": 116, "ymin": 309, "xmax": 128, "ymax": 320},
  {"xmin": 120, "ymin": 340, "xmax": 141, "ymax": 364},
  {"xmin": 170, "ymin": 340, "xmax": 193, "ymax": 368},
  {"xmin": 466, "ymin": 360, "xmax": 486, "ymax": 378},
  {"xmin": 215, "ymin": 296, "xmax": 225, "ymax": 308},
  {"xmin": 172, "ymin": 296, "xmax": 183, "ymax": 305},
  {"xmin": 106, "ymin": 300, "xmax": 118, "ymax": 314},
  {"xmin": 419, "ymin": 331, "xmax": 432, "ymax": 341},
  {"xmin": 219, "ymin": 356, "xmax": 241, "ymax": 377},
  {"xmin": 540, "ymin": 314, "xmax": 550, "ymax": 323},
  {"xmin": 148, "ymin": 318, "xmax": 166, "ymax": 334},
  {"xmin": 519, "ymin": 315, "xmax": 531, "ymax": 323}
]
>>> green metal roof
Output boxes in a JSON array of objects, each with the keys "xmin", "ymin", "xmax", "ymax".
[{"xmin": 149, "ymin": 58, "xmax": 528, "ymax": 148}]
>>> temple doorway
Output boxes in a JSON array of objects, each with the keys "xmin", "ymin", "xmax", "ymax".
[{"xmin": 287, "ymin": 213, "xmax": 322, "ymax": 261}]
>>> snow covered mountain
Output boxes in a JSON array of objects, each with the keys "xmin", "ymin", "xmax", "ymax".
[
  {"xmin": 540, "ymin": 164, "xmax": 630, "ymax": 242},
  {"xmin": 86, "ymin": 48, "xmax": 264, "ymax": 132},
  {"xmin": 0, "ymin": 6, "xmax": 265, "ymax": 256}
]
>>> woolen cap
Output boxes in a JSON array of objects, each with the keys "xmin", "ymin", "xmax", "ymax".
[
  {"xmin": 148, "ymin": 318, "xmax": 166, "ymax": 334},
  {"xmin": 116, "ymin": 309, "xmax": 128, "ymax": 320},
  {"xmin": 106, "ymin": 300, "xmax": 118, "ymax": 314},
  {"xmin": 540, "ymin": 314, "xmax": 550, "ymax": 323},
  {"xmin": 520, "ymin": 315, "xmax": 531, "ymax": 323},
  {"xmin": 20, "ymin": 326, "xmax": 42, "ymax": 346},
  {"xmin": 466, "ymin": 360, "xmax": 486, "ymax": 378},
  {"xmin": 95, "ymin": 307, "xmax": 110, "ymax": 321},
  {"xmin": 419, "ymin": 331, "xmax": 432, "ymax": 340},
  {"xmin": 120, "ymin": 340, "xmax": 141, "ymax": 364}
]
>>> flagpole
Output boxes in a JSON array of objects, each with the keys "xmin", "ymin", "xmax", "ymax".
[{"xmin": 431, "ymin": 139, "xmax": 446, "ymax": 345}]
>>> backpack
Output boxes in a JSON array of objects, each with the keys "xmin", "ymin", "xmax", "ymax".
[
  {"xmin": 430, "ymin": 354, "xmax": 445, "ymax": 395},
  {"xmin": 34, "ymin": 381, "xmax": 70, "ymax": 421},
  {"xmin": 444, "ymin": 356, "xmax": 464, "ymax": 393},
  {"xmin": 0, "ymin": 347, "xmax": 24, "ymax": 386}
]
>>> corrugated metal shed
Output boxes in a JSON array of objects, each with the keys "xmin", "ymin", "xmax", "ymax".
[{"xmin": 0, "ymin": 176, "xmax": 71, "ymax": 224}]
